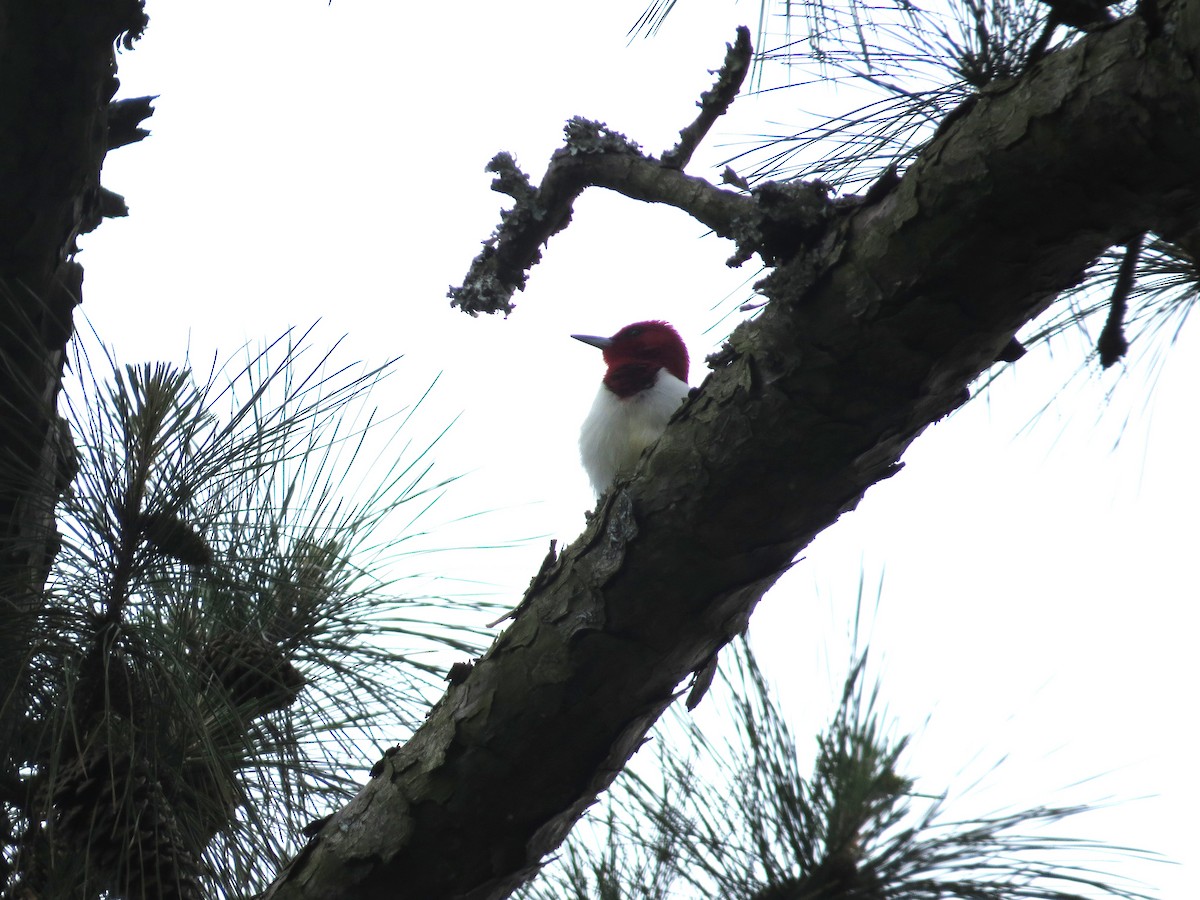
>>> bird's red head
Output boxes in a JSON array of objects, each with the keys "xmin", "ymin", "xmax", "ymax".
[{"xmin": 572, "ymin": 320, "xmax": 689, "ymax": 398}]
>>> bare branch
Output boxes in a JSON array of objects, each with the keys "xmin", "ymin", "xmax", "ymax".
[
  {"xmin": 449, "ymin": 117, "xmax": 762, "ymax": 316},
  {"xmin": 1097, "ymin": 232, "xmax": 1145, "ymax": 368},
  {"xmin": 662, "ymin": 25, "xmax": 753, "ymax": 169},
  {"xmin": 448, "ymin": 119, "xmax": 845, "ymax": 316},
  {"xmin": 449, "ymin": 30, "xmax": 766, "ymax": 317}
]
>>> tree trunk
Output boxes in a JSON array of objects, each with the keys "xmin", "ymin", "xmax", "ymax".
[
  {"xmin": 265, "ymin": 4, "xmax": 1200, "ymax": 899},
  {"xmin": 0, "ymin": 0, "xmax": 147, "ymax": 770}
]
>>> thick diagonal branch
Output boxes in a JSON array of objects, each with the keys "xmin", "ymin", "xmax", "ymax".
[{"xmin": 271, "ymin": 3, "xmax": 1200, "ymax": 898}]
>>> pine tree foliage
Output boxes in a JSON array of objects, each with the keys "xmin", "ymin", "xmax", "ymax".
[
  {"xmin": 519, "ymin": 638, "xmax": 1157, "ymax": 900},
  {"xmin": 725, "ymin": 0, "xmax": 1051, "ymax": 186},
  {"xmin": 0, "ymin": 329, "xmax": 484, "ymax": 898},
  {"xmin": 1025, "ymin": 236, "xmax": 1198, "ymax": 366},
  {"xmin": 672, "ymin": 0, "xmax": 1196, "ymax": 373}
]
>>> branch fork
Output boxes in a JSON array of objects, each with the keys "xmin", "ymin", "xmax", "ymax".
[{"xmin": 447, "ymin": 26, "xmax": 838, "ymax": 316}]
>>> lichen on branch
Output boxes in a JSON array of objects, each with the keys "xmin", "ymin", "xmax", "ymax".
[
  {"xmin": 447, "ymin": 26, "xmax": 836, "ymax": 317},
  {"xmin": 662, "ymin": 24, "xmax": 753, "ymax": 169}
]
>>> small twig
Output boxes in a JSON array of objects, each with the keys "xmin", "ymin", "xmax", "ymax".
[
  {"xmin": 662, "ymin": 26, "xmax": 753, "ymax": 170},
  {"xmin": 486, "ymin": 152, "xmax": 536, "ymax": 204},
  {"xmin": 1097, "ymin": 233, "xmax": 1144, "ymax": 368},
  {"xmin": 722, "ymin": 166, "xmax": 751, "ymax": 191}
]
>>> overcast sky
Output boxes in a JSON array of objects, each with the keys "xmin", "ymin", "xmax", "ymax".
[{"xmin": 81, "ymin": 0, "xmax": 1196, "ymax": 895}]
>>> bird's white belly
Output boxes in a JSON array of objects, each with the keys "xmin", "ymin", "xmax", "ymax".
[{"xmin": 579, "ymin": 370, "xmax": 689, "ymax": 494}]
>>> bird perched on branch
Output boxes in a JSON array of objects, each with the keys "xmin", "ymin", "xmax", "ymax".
[{"xmin": 572, "ymin": 320, "xmax": 690, "ymax": 495}]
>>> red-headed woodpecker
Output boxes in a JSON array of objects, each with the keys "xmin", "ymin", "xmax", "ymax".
[{"xmin": 572, "ymin": 320, "xmax": 690, "ymax": 495}]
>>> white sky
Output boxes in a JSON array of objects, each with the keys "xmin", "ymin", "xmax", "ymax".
[{"xmin": 81, "ymin": 0, "xmax": 1197, "ymax": 895}]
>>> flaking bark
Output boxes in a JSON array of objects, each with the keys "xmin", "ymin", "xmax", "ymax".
[
  {"xmin": 0, "ymin": 0, "xmax": 149, "ymax": 836},
  {"xmin": 271, "ymin": 5, "xmax": 1200, "ymax": 899}
]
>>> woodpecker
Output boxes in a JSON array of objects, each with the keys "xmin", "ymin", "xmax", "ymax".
[{"xmin": 572, "ymin": 320, "xmax": 690, "ymax": 495}]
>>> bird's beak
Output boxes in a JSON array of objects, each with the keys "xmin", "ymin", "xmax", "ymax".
[{"xmin": 571, "ymin": 333, "xmax": 613, "ymax": 350}]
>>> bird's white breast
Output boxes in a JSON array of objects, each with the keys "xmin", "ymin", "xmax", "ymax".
[{"xmin": 579, "ymin": 369, "xmax": 689, "ymax": 495}]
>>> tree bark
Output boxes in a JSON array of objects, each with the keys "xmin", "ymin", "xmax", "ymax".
[
  {"xmin": 270, "ymin": 5, "xmax": 1200, "ymax": 899},
  {"xmin": 0, "ymin": 0, "xmax": 147, "ymax": 767}
]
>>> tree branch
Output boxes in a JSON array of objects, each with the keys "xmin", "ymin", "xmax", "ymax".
[
  {"xmin": 662, "ymin": 25, "xmax": 752, "ymax": 169},
  {"xmin": 448, "ymin": 123, "xmax": 841, "ymax": 315},
  {"xmin": 1097, "ymin": 233, "xmax": 1144, "ymax": 367},
  {"xmin": 449, "ymin": 30, "xmax": 763, "ymax": 317},
  {"xmin": 270, "ymin": 4, "xmax": 1200, "ymax": 898}
]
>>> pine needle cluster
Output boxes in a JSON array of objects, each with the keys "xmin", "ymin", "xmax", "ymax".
[
  {"xmin": 713, "ymin": 0, "xmax": 1081, "ymax": 189},
  {"xmin": 519, "ymin": 638, "xmax": 1157, "ymax": 900},
  {"xmin": 0, "ymin": 328, "xmax": 485, "ymax": 898}
]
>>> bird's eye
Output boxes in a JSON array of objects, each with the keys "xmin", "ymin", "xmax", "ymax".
[{"xmin": 625, "ymin": 327, "xmax": 643, "ymax": 338}]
